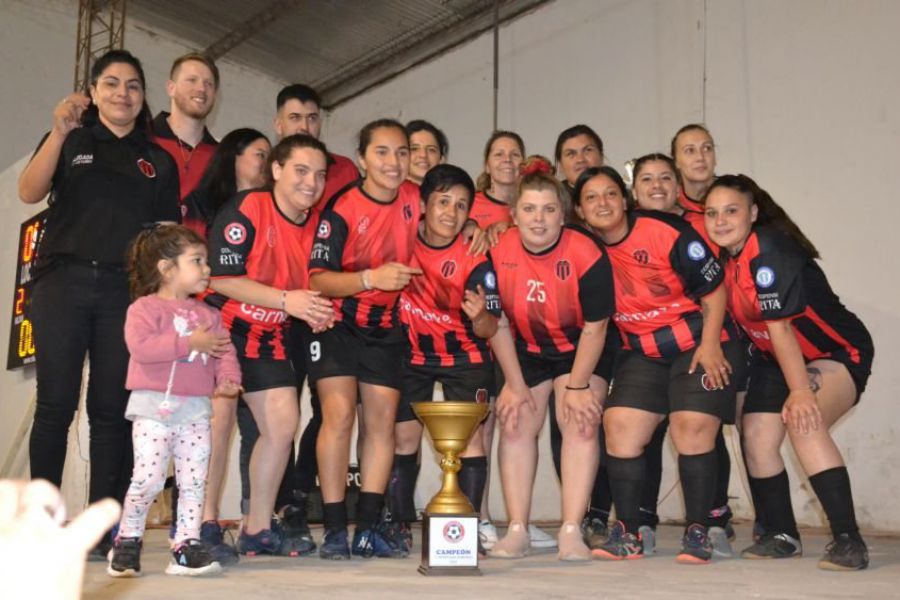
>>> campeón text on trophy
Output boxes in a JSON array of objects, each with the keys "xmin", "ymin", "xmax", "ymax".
[{"xmin": 412, "ymin": 400, "xmax": 489, "ymax": 576}]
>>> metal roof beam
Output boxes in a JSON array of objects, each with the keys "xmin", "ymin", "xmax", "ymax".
[
  {"xmin": 204, "ymin": 0, "xmax": 302, "ymax": 60},
  {"xmin": 316, "ymin": 0, "xmax": 553, "ymax": 109}
]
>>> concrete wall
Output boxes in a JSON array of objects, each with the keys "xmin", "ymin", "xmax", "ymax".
[
  {"xmin": 0, "ymin": 0, "xmax": 287, "ymax": 516},
  {"xmin": 328, "ymin": 0, "xmax": 900, "ymax": 531},
  {"xmin": 2, "ymin": 0, "xmax": 899, "ymax": 531}
]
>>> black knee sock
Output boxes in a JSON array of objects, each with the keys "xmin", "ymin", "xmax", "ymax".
[
  {"xmin": 588, "ymin": 427, "xmax": 612, "ymax": 522},
  {"xmin": 459, "ymin": 456, "xmax": 488, "ymax": 516},
  {"xmin": 711, "ymin": 426, "xmax": 732, "ymax": 515},
  {"xmin": 639, "ymin": 419, "xmax": 667, "ymax": 526},
  {"xmin": 323, "ymin": 501, "xmax": 348, "ymax": 533},
  {"xmin": 356, "ymin": 492, "xmax": 385, "ymax": 532},
  {"xmin": 606, "ymin": 454, "xmax": 645, "ymax": 533},
  {"xmin": 386, "ymin": 453, "xmax": 419, "ymax": 523},
  {"xmin": 678, "ymin": 450, "xmax": 717, "ymax": 527},
  {"xmin": 748, "ymin": 470, "xmax": 798, "ymax": 538},
  {"xmin": 808, "ymin": 466, "xmax": 860, "ymax": 541},
  {"xmin": 549, "ymin": 392, "xmax": 563, "ymax": 481}
]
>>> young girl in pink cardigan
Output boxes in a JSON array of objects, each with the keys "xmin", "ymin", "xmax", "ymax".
[{"xmin": 107, "ymin": 224, "xmax": 241, "ymax": 577}]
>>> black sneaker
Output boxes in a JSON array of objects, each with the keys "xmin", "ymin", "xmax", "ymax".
[
  {"xmin": 280, "ymin": 505, "xmax": 317, "ymax": 556},
  {"xmin": 818, "ymin": 533, "xmax": 869, "ymax": 571},
  {"xmin": 319, "ymin": 528, "xmax": 351, "ymax": 560},
  {"xmin": 165, "ymin": 539, "xmax": 223, "ymax": 576},
  {"xmin": 592, "ymin": 521, "xmax": 643, "ymax": 560},
  {"xmin": 237, "ymin": 526, "xmax": 283, "ymax": 556},
  {"xmin": 382, "ymin": 521, "xmax": 414, "ymax": 554},
  {"xmin": 352, "ymin": 522, "xmax": 408, "ymax": 559},
  {"xmin": 581, "ymin": 515, "xmax": 608, "ymax": 549},
  {"xmin": 676, "ymin": 524, "xmax": 713, "ymax": 565},
  {"xmin": 741, "ymin": 532, "xmax": 802, "ymax": 559},
  {"xmin": 199, "ymin": 520, "xmax": 240, "ymax": 566},
  {"xmin": 107, "ymin": 537, "xmax": 142, "ymax": 577}
]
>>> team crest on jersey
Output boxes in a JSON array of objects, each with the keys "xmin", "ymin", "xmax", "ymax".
[
  {"xmin": 633, "ymin": 249, "xmax": 650, "ymax": 264},
  {"xmin": 358, "ymin": 216, "xmax": 370, "ymax": 234},
  {"xmin": 136, "ymin": 158, "xmax": 156, "ymax": 178},
  {"xmin": 687, "ymin": 241, "xmax": 706, "ymax": 261},
  {"xmin": 266, "ymin": 225, "xmax": 277, "ymax": 248},
  {"xmin": 484, "ymin": 271, "xmax": 497, "ymax": 290},
  {"xmin": 555, "ymin": 259, "xmax": 571, "ymax": 281},
  {"xmin": 402, "ymin": 203, "xmax": 414, "ymax": 223},
  {"xmin": 440, "ymin": 260, "xmax": 457, "ymax": 278},
  {"xmin": 755, "ymin": 266, "xmax": 775, "ymax": 288},
  {"xmin": 224, "ymin": 222, "xmax": 246, "ymax": 245},
  {"xmin": 317, "ymin": 221, "xmax": 331, "ymax": 239}
]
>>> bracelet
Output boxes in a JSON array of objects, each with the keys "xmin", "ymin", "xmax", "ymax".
[
  {"xmin": 361, "ymin": 269, "xmax": 373, "ymax": 291},
  {"xmin": 280, "ymin": 290, "xmax": 286, "ymax": 311},
  {"xmin": 565, "ymin": 383, "xmax": 590, "ymax": 391}
]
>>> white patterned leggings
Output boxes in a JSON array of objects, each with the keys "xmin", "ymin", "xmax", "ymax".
[{"xmin": 119, "ymin": 417, "xmax": 211, "ymax": 544}]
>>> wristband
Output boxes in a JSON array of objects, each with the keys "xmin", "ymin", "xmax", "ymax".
[
  {"xmin": 280, "ymin": 290, "xmax": 286, "ymax": 311},
  {"xmin": 361, "ymin": 269, "xmax": 373, "ymax": 291},
  {"xmin": 565, "ymin": 384, "xmax": 590, "ymax": 391}
]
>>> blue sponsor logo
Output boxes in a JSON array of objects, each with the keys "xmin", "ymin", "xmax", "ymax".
[
  {"xmin": 687, "ymin": 241, "xmax": 706, "ymax": 261},
  {"xmin": 756, "ymin": 267, "xmax": 775, "ymax": 288}
]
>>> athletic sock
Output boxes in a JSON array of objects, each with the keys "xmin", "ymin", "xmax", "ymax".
[
  {"xmin": 748, "ymin": 470, "xmax": 799, "ymax": 538},
  {"xmin": 458, "ymin": 456, "xmax": 488, "ymax": 515},
  {"xmin": 606, "ymin": 454, "xmax": 645, "ymax": 533},
  {"xmin": 678, "ymin": 450, "xmax": 717, "ymax": 527},
  {"xmin": 809, "ymin": 466, "xmax": 861, "ymax": 541},
  {"xmin": 386, "ymin": 453, "xmax": 418, "ymax": 522},
  {"xmin": 709, "ymin": 426, "xmax": 732, "ymax": 526},
  {"xmin": 589, "ymin": 427, "xmax": 612, "ymax": 521},
  {"xmin": 639, "ymin": 420, "xmax": 667, "ymax": 525},
  {"xmin": 323, "ymin": 501, "xmax": 348, "ymax": 533},
  {"xmin": 355, "ymin": 492, "xmax": 385, "ymax": 532}
]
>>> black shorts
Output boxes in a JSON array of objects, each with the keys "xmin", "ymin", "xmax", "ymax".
[
  {"xmin": 743, "ymin": 352, "xmax": 868, "ymax": 414},
  {"xmin": 517, "ymin": 344, "xmax": 616, "ymax": 388},
  {"xmin": 304, "ymin": 320, "xmax": 404, "ymax": 390},
  {"xmin": 396, "ymin": 362, "xmax": 495, "ymax": 422},
  {"xmin": 237, "ymin": 354, "xmax": 296, "ymax": 393},
  {"xmin": 605, "ymin": 343, "xmax": 742, "ymax": 424}
]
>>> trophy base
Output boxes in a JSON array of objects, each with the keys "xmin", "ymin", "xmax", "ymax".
[{"xmin": 419, "ymin": 513, "xmax": 481, "ymax": 576}]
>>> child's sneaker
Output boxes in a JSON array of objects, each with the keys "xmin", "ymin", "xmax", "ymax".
[
  {"xmin": 107, "ymin": 536, "xmax": 142, "ymax": 577},
  {"xmin": 165, "ymin": 539, "xmax": 223, "ymax": 576},
  {"xmin": 237, "ymin": 526, "xmax": 283, "ymax": 556},
  {"xmin": 199, "ymin": 520, "xmax": 240, "ymax": 565},
  {"xmin": 279, "ymin": 505, "xmax": 317, "ymax": 556},
  {"xmin": 592, "ymin": 521, "xmax": 643, "ymax": 561}
]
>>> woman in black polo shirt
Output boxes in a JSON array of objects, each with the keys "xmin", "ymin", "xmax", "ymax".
[{"xmin": 18, "ymin": 49, "xmax": 179, "ymax": 557}]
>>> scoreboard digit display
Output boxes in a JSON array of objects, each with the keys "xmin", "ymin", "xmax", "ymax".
[{"xmin": 7, "ymin": 210, "xmax": 48, "ymax": 370}]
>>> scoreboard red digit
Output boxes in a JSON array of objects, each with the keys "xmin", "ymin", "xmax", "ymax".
[{"xmin": 7, "ymin": 210, "xmax": 48, "ymax": 370}]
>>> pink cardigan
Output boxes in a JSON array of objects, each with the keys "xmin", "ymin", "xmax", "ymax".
[{"xmin": 124, "ymin": 295, "xmax": 241, "ymax": 396}]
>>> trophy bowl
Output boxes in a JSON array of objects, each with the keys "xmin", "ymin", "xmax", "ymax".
[{"xmin": 413, "ymin": 401, "xmax": 489, "ymax": 515}]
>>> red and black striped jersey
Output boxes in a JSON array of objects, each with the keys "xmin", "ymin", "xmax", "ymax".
[
  {"xmin": 309, "ymin": 182, "xmax": 421, "ymax": 331},
  {"xmin": 400, "ymin": 233, "xmax": 501, "ymax": 367},
  {"xmin": 206, "ymin": 189, "xmax": 315, "ymax": 359},
  {"xmin": 722, "ymin": 226, "xmax": 873, "ymax": 366},
  {"xmin": 469, "ymin": 191, "xmax": 513, "ymax": 229},
  {"xmin": 317, "ymin": 152, "xmax": 360, "ymax": 215},
  {"xmin": 678, "ymin": 188, "xmax": 704, "ymax": 213},
  {"xmin": 604, "ymin": 211, "xmax": 730, "ymax": 358},
  {"xmin": 491, "ymin": 226, "xmax": 614, "ymax": 357},
  {"xmin": 150, "ymin": 112, "xmax": 217, "ymax": 237}
]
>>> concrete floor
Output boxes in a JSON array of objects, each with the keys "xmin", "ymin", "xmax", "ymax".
[{"xmin": 83, "ymin": 524, "xmax": 900, "ymax": 600}]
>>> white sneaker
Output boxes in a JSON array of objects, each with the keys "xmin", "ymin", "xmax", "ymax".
[
  {"xmin": 479, "ymin": 519, "xmax": 498, "ymax": 550},
  {"xmin": 528, "ymin": 524, "xmax": 558, "ymax": 548}
]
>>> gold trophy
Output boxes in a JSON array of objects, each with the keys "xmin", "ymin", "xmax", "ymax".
[{"xmin": 413, "ymin": 400, "xmax": 489, "ymax": 576}]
